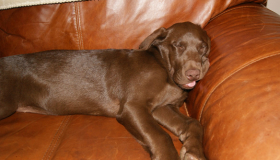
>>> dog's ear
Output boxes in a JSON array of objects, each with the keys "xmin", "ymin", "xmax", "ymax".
[{"xmin": 139, "ymin": 27, "xmax": 168, "ymax": 50}]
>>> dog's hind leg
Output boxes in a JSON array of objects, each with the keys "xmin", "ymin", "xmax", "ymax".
[
  {"xmin": 0, "ymin": 101, "xmax": 18, "ymax": 120},
  {"xmin": 0, "ymin": 80, "xmax": 19, "ymax": 119},
  {"xmin": 0, "ymin": 82, "xmax": 16, "ymax": 120},
  {"xmin": 0, "ymin": 74, "xmax": 19, "ymax": 119},
  {"xmin": 0, "ymin": 60, "xmax": 19, "ymax": 119}
]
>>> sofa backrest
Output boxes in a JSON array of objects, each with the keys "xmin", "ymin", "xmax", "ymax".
[{"xmin": 0, "ymin": 0, "xmax": 266, "ymax": 57}]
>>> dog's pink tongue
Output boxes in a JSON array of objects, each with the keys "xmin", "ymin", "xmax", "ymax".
[{"xmin": 186, "ymin": 81, "xmax": 196, "ymax": 88}]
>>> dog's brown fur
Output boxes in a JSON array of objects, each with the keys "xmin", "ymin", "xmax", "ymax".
[{"xmin": 0, "ymin": 22, "xmax": 210, "ymax": 160}]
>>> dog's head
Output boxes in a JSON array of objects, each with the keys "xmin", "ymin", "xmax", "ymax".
[{"xmin": 139, "ymin": 22, "xmax": 210, "ymax": 90}]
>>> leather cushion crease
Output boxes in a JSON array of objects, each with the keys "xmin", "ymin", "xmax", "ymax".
[
  {"xmin": 186, "ymin": 3, "xmax": 280, "ymax": 160},
  {"xmin": 1, "ymin": 0, "xmax": 279, "ymax": 160}
]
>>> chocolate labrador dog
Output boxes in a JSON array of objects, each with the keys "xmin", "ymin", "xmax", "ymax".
[{"xmin": 0, "ymin": 22, "xmax": 210, "ymax": 160}]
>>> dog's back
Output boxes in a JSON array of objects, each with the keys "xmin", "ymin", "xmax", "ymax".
[{"xmin": 0, "ymin": 49, "xmax": 169, "ymax": 119}]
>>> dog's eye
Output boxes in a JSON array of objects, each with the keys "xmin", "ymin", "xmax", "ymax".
[
  {"xmin": 173, "ymin": 42, "xmax": 185, "ymax": 51},
  {"xmin": 199, "ymin": 43, "xmax": 208, "ymax": 53}
]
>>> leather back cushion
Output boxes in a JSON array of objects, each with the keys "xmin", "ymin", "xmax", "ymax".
[{"xmin": 0, "ymin": 0, "xmax": 265, "ymax": 57}]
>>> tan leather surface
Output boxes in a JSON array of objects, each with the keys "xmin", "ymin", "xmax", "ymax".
[
  {"xmin": 186, "ymin": 3, "xmax": 280, "ymax": 160},
  {"xmin": 0, "ymin": 0, "xmax": 275, "ymax": 160},
  {"xmin": 0, "ymin": 0, "xmax": 265, "ymax": 57},
  {"xmin": 0, "ymin": 112, "xmax": 182, "ymax": 160}
]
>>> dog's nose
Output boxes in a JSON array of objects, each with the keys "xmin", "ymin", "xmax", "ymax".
[{"xmin": 185, "ymin": 69, "xmax": 200, "ymax": 81}]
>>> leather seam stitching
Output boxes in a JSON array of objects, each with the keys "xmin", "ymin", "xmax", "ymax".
[
  {"xmin": 76, "ymin": 2, "xmax": 84, "ymax": 50},
  {"xmin": 42, "ymin": 115, "xmax": 72, "ymax": 160},
  {"xmin": 73, "ymin": 3, "xmax": 83, "ymax": 50}
]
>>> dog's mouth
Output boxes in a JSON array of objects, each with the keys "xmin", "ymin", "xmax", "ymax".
[{"xmin": 179, "ymin": 81, "xmax": 196, "ymax": 90}]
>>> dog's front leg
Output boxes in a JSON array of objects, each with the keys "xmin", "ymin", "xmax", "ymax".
[
  {"xmin": 152, "ymin": 105, "xmax": 207, "ymax": 160},
  {"xmin": 116, "ymin": 101, "xmax": 180, "ymax": 160}
]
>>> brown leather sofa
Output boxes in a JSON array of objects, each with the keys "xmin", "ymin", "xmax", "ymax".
[{"xmin": 1, "ymin": 0, "xmax": 280, "ymax": 159}]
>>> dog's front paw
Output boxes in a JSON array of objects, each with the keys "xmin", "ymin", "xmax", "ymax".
[{"xmin": 180, "ymin": 142, "xmax": 207, "ymax": 160}]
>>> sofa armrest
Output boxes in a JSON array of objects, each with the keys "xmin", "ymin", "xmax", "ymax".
[{"xmin": 186, "ymin": 3, "xmax": 280, "ymax": 160}]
